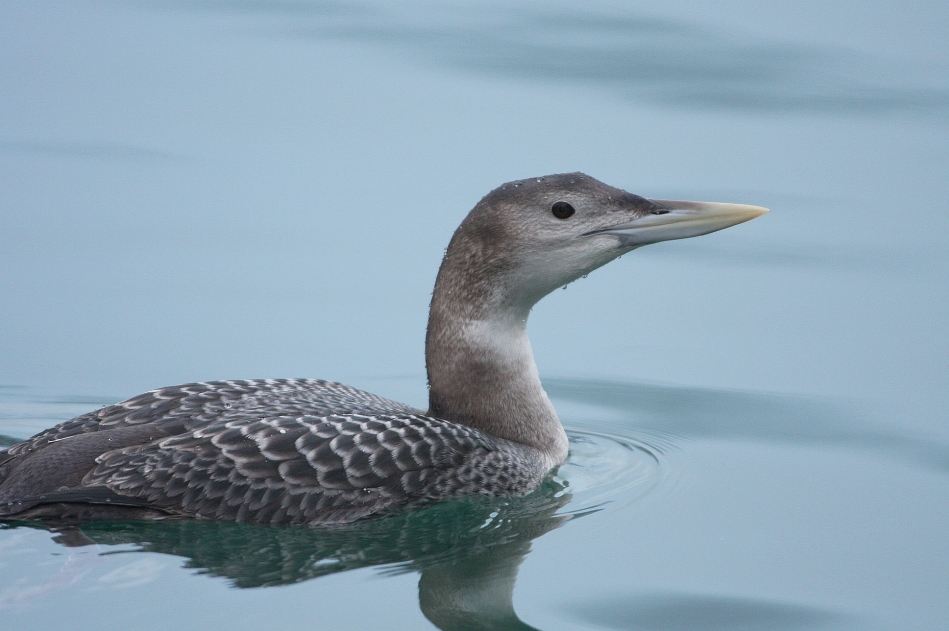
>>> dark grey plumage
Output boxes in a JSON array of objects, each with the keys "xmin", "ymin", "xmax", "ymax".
[{"xmin": 0, "ymin": 379, "xmax": 546, "ymax": 524}]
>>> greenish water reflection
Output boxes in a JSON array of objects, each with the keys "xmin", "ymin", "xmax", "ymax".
[{"xmin": 12, "ymin": 479, "xmax": 573, "ymax": 631}]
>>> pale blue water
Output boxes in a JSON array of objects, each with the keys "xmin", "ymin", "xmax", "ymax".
[{"xmin": 1, "ymin": 1, "xmax": 948, "ymax": 629}]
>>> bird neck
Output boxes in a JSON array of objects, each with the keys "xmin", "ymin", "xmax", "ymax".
[{"xmin": 425, "ymin": 240, "xmax": 568, "ymax": 465}]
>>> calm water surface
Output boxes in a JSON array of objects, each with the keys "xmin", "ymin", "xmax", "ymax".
[{"xmin": 1, "ymin": 1, "xmax": 948, "ymax": 629}]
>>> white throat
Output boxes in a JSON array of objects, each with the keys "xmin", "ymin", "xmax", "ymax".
[{"xmin": 426, "ymin": 299, "xmax": 568, "ymax": 465}]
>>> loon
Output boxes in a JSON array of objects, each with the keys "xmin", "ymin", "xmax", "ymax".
[{"xmin": 0, "ymin": 173, "xmax": 766, "ymax": 525}]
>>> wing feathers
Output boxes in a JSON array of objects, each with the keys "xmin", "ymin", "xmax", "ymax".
[{"xmin": 0, "ymin": 380, "xmax": 545, "ymax": 525}]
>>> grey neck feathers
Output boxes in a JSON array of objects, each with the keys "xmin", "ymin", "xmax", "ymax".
[{"xmin": 425, "ymin": 217, "xmax": 569, "ymax": 465}]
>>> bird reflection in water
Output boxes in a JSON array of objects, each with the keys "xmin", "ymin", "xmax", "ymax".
[{"xmin": 27, "ymin": 478, "xmax": 576, "ymax": 631}]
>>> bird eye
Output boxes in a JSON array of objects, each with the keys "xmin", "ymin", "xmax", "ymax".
[
  {"xmin": 551, "ymin": 201, "xmax": 575, "ymax": 219},
  {"xmin": 650, "ymin": 208, "xmax": 670, "ymax": 215}
]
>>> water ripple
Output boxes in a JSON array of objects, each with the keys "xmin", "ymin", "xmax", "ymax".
[
  {"xmin": 149, "ymin": 0, "xmax": 949, "ymax": 116},
  {"xmin": 567, "ymin": 592, "xmax": 855, "ymax": 631},
  {"xmin": 547, "ymin": 377, "xmax": 949, "ymax": 474},
  {"xmin": 557, "ymin": 428, "xmax": 668, "ymax": 516}
]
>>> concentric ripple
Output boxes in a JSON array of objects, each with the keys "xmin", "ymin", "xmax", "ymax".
[{"xmin": 554, "ymin": 426, "xmax": 670, "ymax": 516}]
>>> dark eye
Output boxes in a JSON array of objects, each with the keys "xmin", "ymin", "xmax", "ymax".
[{"xmin": 551, "ymin": 201, "xmax": 575, "ymax": 219}]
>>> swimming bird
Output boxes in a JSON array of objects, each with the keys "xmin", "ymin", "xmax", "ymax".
[{"xmin": 0, "ymin": 173, "xmax": 767, "ymax": 524}]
